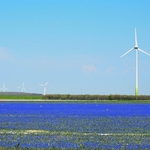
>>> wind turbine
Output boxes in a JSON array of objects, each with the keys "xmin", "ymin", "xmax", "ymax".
[
  {"xmin": 0, "ymin": 83, "xmax": 8, "ymax": 92},
  {"xmin": 121, "ymin": 28, "xmax": 150, "ymax": 96},
  {"xmin": 39, "ymin": 81, "xmax": 49, "ymax": 95},
  {"xmin": 17, "ymin": 82, "xmax": 26, "ymax": 92}
]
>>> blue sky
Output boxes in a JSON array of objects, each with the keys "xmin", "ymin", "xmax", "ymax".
[{"xmin": 0, "ymin": 0, "xmax": 150, "ymax": 95}]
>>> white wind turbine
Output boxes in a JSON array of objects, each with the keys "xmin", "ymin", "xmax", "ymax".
[
  {"xmin": 39, "ymin": 81, "xmax": 49, "ymax": 95},
  {"xmin": 0, "ymin": 83, "xmax": 8, "ymax": 92},
  {"xmin": 17, "ymin": 82, "xmax": 26, "ymax": 92},
  {"xmin": 121, "ymin": 28, "xmax": 150, "ymax": 96}
]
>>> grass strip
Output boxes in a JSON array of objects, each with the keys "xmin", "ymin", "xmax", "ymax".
[{"xmin": 1, "ymin": 129, "xmax": 150, "ymax": 136}]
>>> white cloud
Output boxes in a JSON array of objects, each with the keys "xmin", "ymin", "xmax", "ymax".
[
  {"xmin": 122, "ymin": 67, "xmax": 134, "ymax": 75},
  {"xmin": 82, "ymin": 65, "xmax": 97, "ymax": 73},
  {"xmin": 105, "ymin": 66, "xmax": 115, "ymax": 74}
]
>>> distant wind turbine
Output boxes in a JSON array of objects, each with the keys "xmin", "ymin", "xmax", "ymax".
[
  {"xmin": 0, "ymin": 83, "xmax": 8, "ymax": 92},
  {"xmin": 17, "ymin": 82, "xmax": 26, "ymax": 92},
  {"xmin": 39, "ymin": 81, "xmax": 49, "ymax": 95},
  {"xmin": 120, "ymin": 28, "xmax": 150, "ymax": 96}
]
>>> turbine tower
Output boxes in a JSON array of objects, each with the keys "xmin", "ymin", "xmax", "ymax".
[
  {"xmin": 0, "ymin": 83, "xmax": 8, "ymax": 92},
  {"xmin": 17, "ymin": 82, "xmax": 26, "ymax": 92},
  {"xmin": 121, "ymin": 28, "xmax": 150, "ymax": 96},
  {"xmin": 39, "ymin": 81, "xmax": 49, "ymax": 95}
]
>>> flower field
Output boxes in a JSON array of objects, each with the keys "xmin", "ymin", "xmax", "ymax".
[{"xmin": 0, "ymin": 102, "xmax": 150, "ymax": 149}]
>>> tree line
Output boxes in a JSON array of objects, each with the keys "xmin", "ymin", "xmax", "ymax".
[{"xmin": 42, "ymin": 94, "xmax": 150, "ymax": 100}]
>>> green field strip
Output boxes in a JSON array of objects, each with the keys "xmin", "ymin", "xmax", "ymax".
[{"xmin": 0, "ymin": 129, "xmax": 150, "ymax": 136}]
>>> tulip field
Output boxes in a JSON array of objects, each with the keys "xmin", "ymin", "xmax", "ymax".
[{"xmin": 0, "ymin": 102, "xmax": 150, "ymax": 149}]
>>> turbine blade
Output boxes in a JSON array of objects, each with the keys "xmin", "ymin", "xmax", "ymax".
[
  {"xmin": 138, "ymin": 48, "xmax": 150, "ymax": 56},
  {"xmin": 135, "ymin": 28, "xmax": 138, "ymax": 47},
  {"xmin": 39, "ymin": 84, "xmax": 44, "ymax": 86},
  {"xmin": 45, "ymin": 81, "xmax": 49, "ymax": 86},
  {"xmin": 120, "ymin": 47, "xmax": 134, "ymax": 58},
  {"xmin": 23, "ymin": 87, "xmax": 26, "ymax": 92},
  {"xmin": 3, "ymin": 82, "xmax": 5, "ymax": 86},
  {"xmin": 5, "ymin": 88, "xmax": 8, "ymax": 91}
]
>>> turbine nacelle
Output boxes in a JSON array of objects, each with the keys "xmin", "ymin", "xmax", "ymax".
[{"xmin": 134, "ymin": 46, "xmax": 138, "ymax": 49}]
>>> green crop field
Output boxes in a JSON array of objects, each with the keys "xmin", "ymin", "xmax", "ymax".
[{"xmin": 0, "ymin": 95, "xmax": 42, "ymax": 100}]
